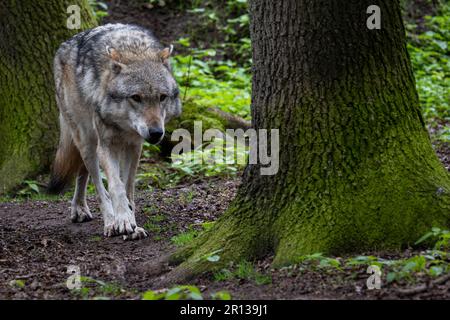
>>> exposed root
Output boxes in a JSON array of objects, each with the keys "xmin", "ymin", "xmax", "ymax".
[
  {"xmin": 397, "ymin": 273, "xmax": 450, "ymax": 296},
  {"xmin": 163, "ymin": 260, "xmax": 212, "ymax": 285},
  {"xmin": 126, "ymin": 252, "xmax": 173, "ymax": 278},
  {"xmin": 164, "ymin": 213, "xmax": 267, "ymax": 283},
  {"xmin": 167, "ymin": 234, "xmax": 209, "ymax": 266}
]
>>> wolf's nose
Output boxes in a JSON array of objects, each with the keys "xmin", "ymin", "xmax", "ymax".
[{"xmin": 147, "ymin": 128, "xmax": 164, "ymax": 144}]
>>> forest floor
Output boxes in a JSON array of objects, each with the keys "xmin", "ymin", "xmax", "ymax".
[
  {"xmin": 1, "ymin": 0, "xmax": 450, "ymax": 300},
  {"xmin": 1, "ymin": 139, "xmax": 450, "ymax": 300}
]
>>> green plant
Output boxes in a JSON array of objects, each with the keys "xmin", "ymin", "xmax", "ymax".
[
  {"xmin": 345, "ymin": 255, "xmax": 397, "ymax": 268},
  {"xmin": 171, "ymin": 221, "xmax": 216, "ymax": 246},
  {"xmin": 406, "ymin": 3, "xmax": 450, "ymax": 135},
  {"xmin": 213, "ymin": 261, "xmax": 272, "ymax": 285},
  {"xmin": 71, "ymin": 276, "xmax": 125, "ymax": 299},
  {"xmin": 415, "ymin": 227, "xmax": 450, "ymax": 250},
  {"xmin": 171, "ymin": 229, "xmax": 198, "ymax": 246},
  {"xmin": 172, "ymin": 49, "xmax": 251, "ymax": 119},
  {"xmin": 342, "ymin": 229, "xmax": 450, "ymax": 283},
  {"xmin": 290, "ymin": 243, "xmax": 450, "ymax": 285},
  {"xmin": 143, "ymin": 221, "xmax": 162, "ymax": 233},
  {"xmin": 17, "ymin": 180, "xmax": 40, "ymax": 196},
  {"xmin": 386, "ymin": 255, "xmax": 428, "ymax": 283},
  {"xmin": 182, "ymin": 190, "xmax": 195, "ymax": 204},
  {"xmin": 142, "ymin": 285, "xmax": 231, "ymax": 300},
  {"xmin": 170, "ymin": 138, "xmax": 248, "ymax": 180},
  {"xmin": 143, "ymin": 214, "xmax": 167, "ymax": 235},
  {"xmin": 185, "ymin": 0, "xmax": 251, "ymax": 66},
  {"xmin": 90, "ymin": 236, "xmax": 102, "ymax": 242},
  {"xmin": 297, "ymin": 252, "xmax": 342, "ymax": 270},
  {"xmin": 9, "ymin": 279, "xmax": 26, "ymax": 288},
  {"xmin": 213, "ymin": 268, "xmax": 234, "ymax": 282},
  {"xmin": 88, "ymin": 0, "xmax": 108, "ymax": 22},
  {"xmin": 136, "ymin": 165, "xmax": 170, "ymax": 189},
  {"xmin": 210, "ymin": 291, "xmax": 232, "ymax": 300}
]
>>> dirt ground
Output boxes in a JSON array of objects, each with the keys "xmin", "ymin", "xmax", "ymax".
[
  {"xmin": 1, "ymin": 0, "xmax": 449, "ymax": 300},
  {"xmin": 0, "ymin": 179, "xmax": 237, "ymax": 299},
  {"xmin": 1, "ymin": 173, "xmax": 450, "ymax": 300}
]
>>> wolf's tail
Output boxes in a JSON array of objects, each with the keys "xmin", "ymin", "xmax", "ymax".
[{"xmin": 47, "ymin": 117, "xmax": 83, "ymax": 194}]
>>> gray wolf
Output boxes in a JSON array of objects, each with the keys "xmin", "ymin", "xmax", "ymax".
[{"xmin": 48, "ymin": 23, "xmax": 181, "ymax": 239}]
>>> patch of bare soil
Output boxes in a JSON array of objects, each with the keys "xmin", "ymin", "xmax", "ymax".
[
  {"xmin": 430, "ymin": 121, "xmax": 450, "ymax": 171},
  {"xmin": 0, "ymin": 179, "xmax": 237, "ymax": 299},
  {"xmin": 103, "ymin": 0, "xmax": 192, "ymax": 46},
  {"xmin": 103, "ymin": 0, "xmax": 220, "ymax": 53}
]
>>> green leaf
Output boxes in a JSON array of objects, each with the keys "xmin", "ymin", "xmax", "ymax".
[
  {"xmin": 29, "ymin": 183, "xmax": 39, "ymax": 193},
  {"xmin": 386, "ymin": 272, "xmax": 397, "ymax": 283},
  {"xmin": 9, "ymin": 279, "xmax": 26, "ymax": 288},
  {"xmin": 189, "ymin": 292, "xmax": 204, "ymax": 300},
  {"xmin": 415, "ymin": 232, "xmax": 433, "ymax": 245},
  {"xmin": 142, "ymin": 290, "xmax": 164, "ymax": 300},
  {"xmin": 207, "ymin": 255, "xmax": 220, "ymax": 262},
  {"xmin": 434, "ymin": 40, "xmax": 448, "ymax": 51},
  {"xmin": 429, "ymin": 266, "xmax": 444, "ymax": 277},
  {"xmin": 211, "ymin": 291, "xmax": 231, "ymax": 300}
]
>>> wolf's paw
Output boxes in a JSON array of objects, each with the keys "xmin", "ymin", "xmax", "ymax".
[
  {"xmin": 123, "ymin": 227, "xmax": 148, "ymax": 241},
  {"xmin": 71, "ymin": 205, "xmax": 93, "ymax": 223},
  {"xmin": 103, "ymin": 212, "xmax": 136, "ymax": 237}
]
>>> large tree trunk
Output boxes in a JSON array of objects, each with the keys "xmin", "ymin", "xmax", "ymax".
[
  {"xmin": 167, "ymin": 0, "xmax": 450, "ymax": 280},
  {"xmin": 0, "ymin": 0, "xmax": 96, "ymax": 194}
]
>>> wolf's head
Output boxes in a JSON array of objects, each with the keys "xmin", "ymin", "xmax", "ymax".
[{"xmin": 100, "ymin": 45, "xmax": 181, "ymax": 144}]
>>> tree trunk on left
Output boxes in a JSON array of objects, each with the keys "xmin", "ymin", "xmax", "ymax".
[{"xmin": 0, "ymin": 0, "xmax": 96, "ymax": 194}]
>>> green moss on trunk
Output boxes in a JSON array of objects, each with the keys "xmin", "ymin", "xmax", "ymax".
[
  {"xmin": 0, "ymin": 0, "xmax": 96, "ymax": 194},
  {"xmin": 166, "ymin": 99, "xmax": 228, "ymax": 134}
]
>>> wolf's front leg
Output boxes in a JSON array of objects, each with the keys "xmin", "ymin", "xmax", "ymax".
[
  {"xmin": 76, "ymin": 139, "xmax": 116, "ymax": 231},
  {"xmin": 120, "ymin": 143, "xmax": 142, "ymax": 213},
  {"xmin": 99, "ymin": 144, "xmax": 147, "ymax": 239},
  {"xmin": 71, "ymin": 164, "xmax": 93, "ymax": 222},
  {"xmin": 121, "ymin": 143, "xmax": 146, "ymax": 240}
]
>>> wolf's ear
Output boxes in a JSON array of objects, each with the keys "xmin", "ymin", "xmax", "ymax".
[
  {"xmin": 106, "ymin": 46, "xmax": 126, "ymax": 74},
  {"xmin": 159, "ymin": 45, "xmax": 173, "ymax": 66}
]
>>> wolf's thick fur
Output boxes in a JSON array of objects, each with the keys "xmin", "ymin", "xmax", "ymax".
[
  {"xmin": 49, "ymin": 24, "xmax": 181, "ymax": 239},
  {"xmin": 48, "ymin": 115, "xmax": 83, "ymax": 193}
]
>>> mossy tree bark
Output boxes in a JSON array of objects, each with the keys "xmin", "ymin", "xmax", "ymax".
[
  {"xmin": 168, "ymin": 0, "xmax": 450, "ymax": 280},
  {"xmin": 0, "ymin": 0, "xmax": 96, "ymax": 194}
]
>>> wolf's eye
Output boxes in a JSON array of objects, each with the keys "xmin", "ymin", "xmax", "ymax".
[
  {"xmin": 131, "ymin": 95, "xmax": 142, "ymax": 103},
  {"xmin": 160, "ymin": 94, "xmax": 168, "ymax": 102}
]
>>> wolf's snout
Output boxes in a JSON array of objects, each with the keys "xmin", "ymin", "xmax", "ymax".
[{"xmin": 146, "ymin": 127, "xmax": 164, "ymax": 144}]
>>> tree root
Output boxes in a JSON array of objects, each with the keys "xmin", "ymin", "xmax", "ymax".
[
  {"xmin": 126, "ymin": 252, "xmax": 173, "ymax": 278},
  {"xmin": 397, "ymin": 273, "xmax": 450, "ymax": 296},
  {"xmin": 206, "ymin": 107, "xmax": 252, "ymax": 130},
  {"xmin": 162, "ymin": 212, "xmax": 268, "ymax": 284}
]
